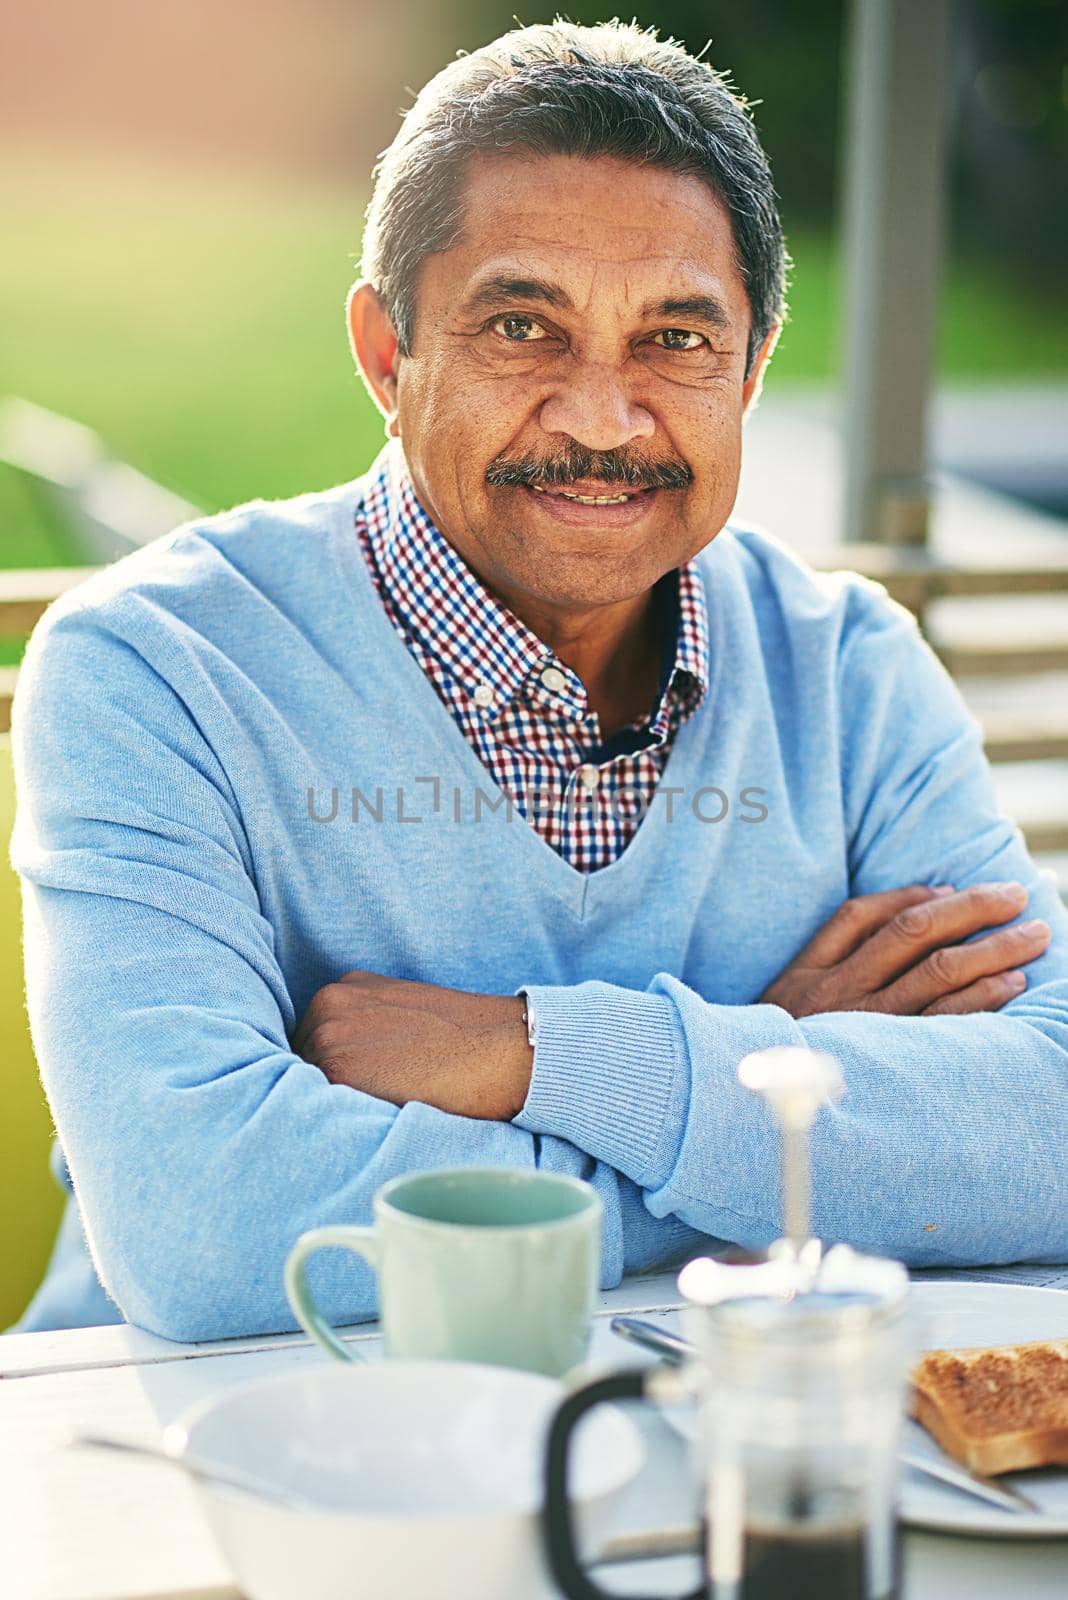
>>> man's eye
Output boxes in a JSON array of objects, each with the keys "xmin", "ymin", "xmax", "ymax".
[
  {"xmin": 651, "ymin": 328, "xmax": 706, "ymax": 351},
  {"xmin": 491, "ymin": 315, "xmax": 547, "ymax": 342}
]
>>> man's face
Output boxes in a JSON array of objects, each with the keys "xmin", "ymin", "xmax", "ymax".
[{"xmin": 355, "ymin": 151, "xmax": 774, "ymax": 616}]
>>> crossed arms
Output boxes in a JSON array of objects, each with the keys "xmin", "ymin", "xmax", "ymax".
[{"xmin": 292, "ymin": 879, "xmax": 1051, "ymax": 1121}]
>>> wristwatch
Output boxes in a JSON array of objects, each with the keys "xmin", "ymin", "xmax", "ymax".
[{"xmin": 517, "ymin": 988, "xmax": 538, "ymax": 1048}]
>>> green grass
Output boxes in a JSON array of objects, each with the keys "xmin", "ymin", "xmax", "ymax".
[
  {"xmin": 2, "ymin": 146, "xmax": 1065, "ymax": 590},
  {"xmin": 0, "ymin": 149, "xmax": 383, "ymax": 520},
  {"xmin": 0, "ymin": 470, "xmax": 78, "ymax": 567}
]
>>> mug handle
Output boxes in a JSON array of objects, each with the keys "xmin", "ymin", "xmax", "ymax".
[
  {"xmin": 543, "ymin": 1368, "xmax": 706, "ymax": 1600},
  {"xmin": 284, "ymin": 1224, "xmax": 380, "ymax": 1363}
]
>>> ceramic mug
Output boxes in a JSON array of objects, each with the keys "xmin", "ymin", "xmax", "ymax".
[{"xmin": 284, "ymin": 1166, "xmax": 603, "ymax": 1376}]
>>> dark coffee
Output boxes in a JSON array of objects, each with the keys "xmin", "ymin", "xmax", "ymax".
[{"xmin": 738, "ymin": 1517, "xmax": 899, "ymax": 1600}]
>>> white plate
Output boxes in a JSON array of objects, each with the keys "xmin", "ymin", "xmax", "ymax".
[
  {"xmin": 662, "ymin": 1281, "xmax": 1068, "ymax": 1540},
  {"xmin": 900, "ymin": 1282, "xmax": 1068, "ymax": 1538}
]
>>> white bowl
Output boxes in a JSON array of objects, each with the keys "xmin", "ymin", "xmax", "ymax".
[{"xmin": 165, "ymin": 1360, "xmax": 644, "ymax": 1600}]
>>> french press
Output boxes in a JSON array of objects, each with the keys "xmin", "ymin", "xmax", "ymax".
[{"xmin": 542, "ymin": 1046, "xmax": 915, "ymax": 1600}]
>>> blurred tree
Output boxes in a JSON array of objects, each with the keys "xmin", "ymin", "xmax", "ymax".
[{"xmin": 950, "ymin": 0, "xmax": 1068, "ymax": 289}]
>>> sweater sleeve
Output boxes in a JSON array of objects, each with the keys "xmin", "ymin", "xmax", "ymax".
[
  {"xmin": 10, "ymin": 603, "xmax": 708, "ymax": 1342},
  {"xmin": 515, "ymin": 587, "xmax": 1068, "ymax": 1267}
]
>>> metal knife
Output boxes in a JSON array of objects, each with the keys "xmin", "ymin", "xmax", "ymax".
[{"xmin": 609, "ymin": 1315, "xmax": 1039, "ymax": 1515}]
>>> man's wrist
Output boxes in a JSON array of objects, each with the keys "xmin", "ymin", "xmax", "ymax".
[{"xmin": 509, "ymin": 979, "xmax": 683, "ymax": 1184}]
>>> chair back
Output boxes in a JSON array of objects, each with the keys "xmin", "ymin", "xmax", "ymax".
[{"xmin": 0, "ymin": 733, "xmax": 64, "ymax": 1329}]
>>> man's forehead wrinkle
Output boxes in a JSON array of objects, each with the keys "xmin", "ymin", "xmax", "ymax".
[
  {"xmin": 462, "ymin": 184, "xmax": 727, "ymax": 254},
  {"xmin": 456, "ymin": 250, "xmax": 738, "ymax": 330},
  {"xmin": 468, "ymin": 213, "xmax": 719, "ymax": 260}
]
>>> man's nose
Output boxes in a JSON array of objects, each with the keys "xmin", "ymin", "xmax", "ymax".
[{"xmin": 537, "ymin": 359, "xmax": 656, "ymax": 452}]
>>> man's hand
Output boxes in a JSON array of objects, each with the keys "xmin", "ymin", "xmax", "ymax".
[
  {"xmin": 758, "ymin": 881, "xmax": 1051, "ymax": 1019},
  {"xmin": 291, "ymin": 970, "xmax": 533, "ymax": 1120}
]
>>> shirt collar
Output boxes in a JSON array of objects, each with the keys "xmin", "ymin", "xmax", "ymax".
[{"xmin": 359, "ymin": 440, "xmax": 710, "ymax": 727}]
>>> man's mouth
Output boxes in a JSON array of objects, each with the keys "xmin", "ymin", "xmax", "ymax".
[{"xmin": 528, "ymin": 484, "xmax": 649, "ymax": 506}]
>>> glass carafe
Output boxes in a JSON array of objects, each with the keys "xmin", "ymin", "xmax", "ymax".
[{"xmin": 544, "ymin": 1245, "xmax": 914, "ymax": 1600}]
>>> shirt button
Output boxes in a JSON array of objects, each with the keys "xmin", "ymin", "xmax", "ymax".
[
  {"xmin": 540, "ymin": 665, "xmax": 567, "ymax": 694},
  {"xmin": 577, "ymin": 764, "xmax": 600, "ymax": 791},
  {"xmin": 472, "ymin": 684, "xmax": 496, "ymax": 709}
]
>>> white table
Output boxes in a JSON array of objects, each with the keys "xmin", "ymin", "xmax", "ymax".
[{"xmin": 2, "ymin": 1270, "xmax": 1066, "ymax": 1600}]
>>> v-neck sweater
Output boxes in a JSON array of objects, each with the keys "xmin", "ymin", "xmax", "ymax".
[{"xmin": 7, "ymin": 464, "xmax": 1068, "ymax": 1338}]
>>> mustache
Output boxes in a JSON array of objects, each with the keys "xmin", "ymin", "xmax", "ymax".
[{"xmin": 485, "ymin": 445, "xmax": 693, "ymax": 492}]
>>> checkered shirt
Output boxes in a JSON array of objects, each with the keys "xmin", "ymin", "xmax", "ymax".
[{"xmin": 354, "ymin": 449, "xmax": 710, "ymax": 873}]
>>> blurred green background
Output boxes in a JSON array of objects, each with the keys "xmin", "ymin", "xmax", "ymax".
[{"xmin": 1, "ymin": 1, "xmax": 1066, "ymax": 1327}]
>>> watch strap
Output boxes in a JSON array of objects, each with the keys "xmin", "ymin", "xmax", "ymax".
[{"xmin": 518, "ymin": 988, "xmax": 538, "ymax": 1048}]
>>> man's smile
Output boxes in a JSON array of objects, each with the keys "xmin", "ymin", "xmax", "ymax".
[
  {"xmin": 528, "ymin": 482, "xmax": 648, "ymax": 504},
  {"xmin": 483, "ymin": 444, "xmax": 688, "ymax": 534},
  {"xmin": 518, "ymin": 480, "xmax": 661, "ymax": 528}
]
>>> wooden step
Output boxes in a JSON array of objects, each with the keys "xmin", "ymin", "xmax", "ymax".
[
  {"xmin": 981, "ymin": 712, "xmax": 1068, "ymax": 763},
  {"xmin": 1019, "ymin": 819, "xmax": 1068, "ymax": 855},
  {"xmin": 807, "ymin": 544, "xmax": 1068, "ymax": 612},
  {"xmin": 936, "ymin": 640, "xmax": 1068, "ymax": 677}
]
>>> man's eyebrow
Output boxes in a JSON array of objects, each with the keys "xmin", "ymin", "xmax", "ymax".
[
  {"xmin": 459, "ymin": 277, "xmax": 733, "ymax": 332},
  {"xmin": 460, "ymin": 275, "xmax": 575, "ymax": 314},
  {"xmin": 642, "ymin": 293, "xmax": 733, "ymax": 331}
]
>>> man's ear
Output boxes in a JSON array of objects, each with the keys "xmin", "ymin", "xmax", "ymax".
[
  {"xmin": 347, "ymin": 281, "xmax": 401, "ymax": 437},
  {"xmin": 741, "ymin": 321, "xmax": 781, "ymax": 417}
]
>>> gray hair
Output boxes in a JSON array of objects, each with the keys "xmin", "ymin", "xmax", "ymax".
[{"xmin": 361, "ymin": 18, "xmax": 788, "ymax": 375}]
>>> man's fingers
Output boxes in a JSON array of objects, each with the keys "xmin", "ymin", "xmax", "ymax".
[
  {"xmin": 835, "ymin": 881, "xmax": 1032, "ymax": 991},
  {"xmin": 291, "ymin": 977, "xmax": 364, "ymax": 1058},
  {"xmin": 875, "ymin": 918, "xmax": 1050, "ymax": 1014},
  {"xmin": 792, "ymin": 885, "xmax": 947, "ymax": 969},
  {"xmin": 920, "ymin": 971, "xmax": 1031, "ymax": 1016},
  {"xmin": 290, "ymin": 970, "xmax": 480, "ymax": 1062}
]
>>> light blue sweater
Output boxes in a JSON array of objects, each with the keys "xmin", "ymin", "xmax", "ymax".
[{"xmin": 9, "ymin": 460, "xmax": 1068, "ymax": 1339}]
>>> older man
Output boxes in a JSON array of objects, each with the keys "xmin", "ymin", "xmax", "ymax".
[{"xmin": 9, "ymin": 21, "xmax": 1066, "ymax": 1339}]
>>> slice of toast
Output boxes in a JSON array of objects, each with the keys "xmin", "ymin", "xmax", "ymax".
[{"xmin": 910, "ymin": 1338, "xmax": 1068, "ymax": 1475}]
